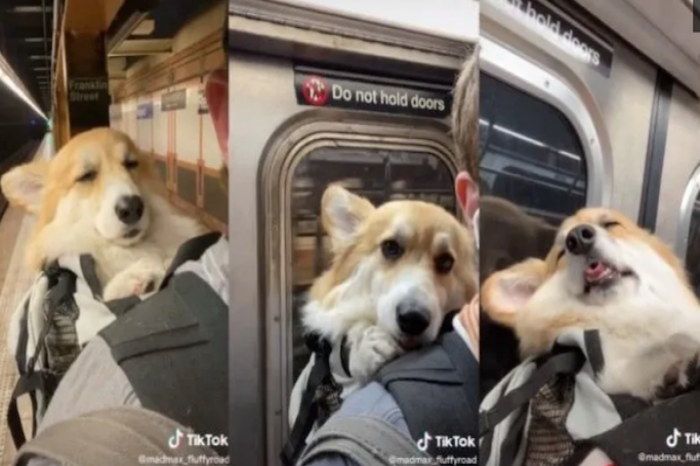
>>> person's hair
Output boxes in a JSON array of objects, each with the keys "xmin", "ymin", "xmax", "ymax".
[{"xmin": 451, "ymin": 44, "xmax": 480, "ymax": 183}]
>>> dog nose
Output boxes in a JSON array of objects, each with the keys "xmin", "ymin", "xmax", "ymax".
[
  {"xmin": 396, "ymin": 302, "xmax": 431, "ymax": 336},
  {"xmin": 115, "ymin": 195, "xmax": 144, "ymax": 225},
  {"xmin": 565, "ymin": 224, "xmax": 596, "ymax": 255}
]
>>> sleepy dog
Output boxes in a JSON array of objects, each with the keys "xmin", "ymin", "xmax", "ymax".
[
  {"xmin": 0, "ymin": 128, "xmax": 204, "ymax": 301},
  {"xmin": 482, "ymin": 207, "xmax": 700, "ymax": 401},
  {"xmin": 289, "ymin": 184, "xmax": 478, "ymax": 426}
]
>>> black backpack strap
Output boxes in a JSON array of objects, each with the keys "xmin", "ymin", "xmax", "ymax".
[
  {"xmin": 479, "ymin": 349, "xmax": 585, "ymax": 437},
  {"xmin": 78, "ymin": 255, "xmax": 103, "ymax": 299},
  {"xmin": 375, "ymin": 330, "xmax": 478, "ymax": 459},
  {"xmin": 7, "ymin": 372, "xmax": 58, "ymax": 450},
  {"xmin": 588, "ymin": 389, "xmax": 700, "ymax": 464},
  {"xmin": 281, "ymin": 334, "xmax": 337, "ymax": 466},
  {"xmin": 7, "ymin": 264, "xmax": 76, "ymax": 449},
  {"xmin": 160, "ymin": 232, "xmax": 222, "ymax": 289},
  {"xmin": 100, "ymin": 271, "xmax": 228, "ymax": 456}
]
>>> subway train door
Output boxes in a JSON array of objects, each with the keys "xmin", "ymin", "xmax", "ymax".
[
  {"xmin": 261, "ymin": 66, "xmax": 462, "ymax": 465},
  {"xmin": 677, "ymin": 167, "xmax": 700, "ymax": 298}
]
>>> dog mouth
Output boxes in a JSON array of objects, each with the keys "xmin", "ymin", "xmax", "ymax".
[
  {"xmin": 398, "ymin": 335, "xmax": 423, "ymax": 350},
  {"xmin": 583, "ymin": 259, "xmax": 634, "ymax": 293},
  {"xmin": 123, "ymin": 228, "xmax": 141, "ymax": 239}
]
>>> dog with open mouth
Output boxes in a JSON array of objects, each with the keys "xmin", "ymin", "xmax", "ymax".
[
  {"xmin": 482, "ymin": 207, "xmax": 700, "ymax": 401},
  {"xmin": 0, "ymin": 128, "xmax": 204, "ymax": 302},
  {"xmin": 288, "ymin": 184, "xmax": 478, "ymax": 427}
]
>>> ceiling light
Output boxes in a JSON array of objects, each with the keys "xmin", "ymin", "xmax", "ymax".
[
  {"xmin": 11, "ymin": 6, "xmax": 52, "ymax": 13},
  {"xmin": 24, "ymin": 38, "xmax": 43, "ymax": 43},
  {"xmin": 0, "ymin": 55, "xmax": 47, "ymax": 119}
]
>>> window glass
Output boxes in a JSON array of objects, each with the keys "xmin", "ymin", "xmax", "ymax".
[
  {"xmin": 686, "ymin": 200, "xmax": 700, "ymax": 295},
  {"xmin": 479, "ymin": 72, "xmax": 587, "ymax": 226},
  {"xmin": 289, "ymin": 146, "xmax": 455, "ymax": 382}
]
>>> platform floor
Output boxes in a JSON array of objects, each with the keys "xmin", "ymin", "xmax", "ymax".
[
  {"xmin": 0, "ymin": 209, "xmax": 34, "ymax": 465},
  {"xmin": 0, "ymin": 139, "xmax": 50, "ymax": 464}
]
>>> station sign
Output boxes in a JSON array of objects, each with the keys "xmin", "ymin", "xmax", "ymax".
[
  {"xmin": 162, "ymin": 89, "xmax": 187, "ymax": 112},
  {"xmin": 137, "ymin": 101, "xmax": 153, "ymax": 120},
  {"xmin": 294, "ymin": 70, "xmax": 452, "ymax": 119},
  {"xmin": 198, "ymin": 89, "xmax": 209, "ymax": 115},
  {"xmin": 68, "ymin": 76, "xmax": 110, "ymax": 127}
]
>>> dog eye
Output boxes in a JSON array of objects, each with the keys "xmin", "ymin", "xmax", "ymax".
[
  {"xmin": 601, "ymin": 221, "xmax": 620, "ymax": 229},
  {"xmin": 434, "ymin": 253, "xmax": 454, "ymax": 274},
  {"xmin": 124, "ymin": 160, "xmax": 139, "ymax": 169},
  {"xmin": 76, "ymin": 171, "xmax": 97, "ymax": 183},
  {"xmin": 556, "ymin": 249, "xmax": 565, "ymax": 262},
  {"xmin": 380, "ymin": 240, "xmax": 404, "ymax": 260}
]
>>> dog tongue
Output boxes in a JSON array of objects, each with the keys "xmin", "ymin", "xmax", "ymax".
[{"xmin": 585, "ymin": 261, "xmax": 608, "ymax": 280}]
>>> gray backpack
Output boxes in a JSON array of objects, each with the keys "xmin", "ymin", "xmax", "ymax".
[
  {"xmin": 12, "ymin": 406, "xmax": 220, "ymax": 466},
  {"xmin": 297, "ymin": 415, "xmax": 436, "ymax": 466}
]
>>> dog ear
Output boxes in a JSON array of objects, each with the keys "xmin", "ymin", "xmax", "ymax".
[
  {"xmin": 0, "ymin": 160, "xmax": 49, "ymax": 215},
  {"xmin": 481, "ymin": 258, "xmax": 547, "ymax": 328},
  {"xmin": 321, "ymin": 184, "xmax": 375, "ymax": 252}
]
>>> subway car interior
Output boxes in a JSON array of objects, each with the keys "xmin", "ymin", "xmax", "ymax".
[
  {"xmin": 0, "ymin": 0, "xmax": 227, "ymax": 463},
  {"xmin": 227, "ymin": 0, "xmax": 478, "ymax": 464},
  {"xmin": 479, "ymin": 0, "xmax": 700, "ymax": 287}
]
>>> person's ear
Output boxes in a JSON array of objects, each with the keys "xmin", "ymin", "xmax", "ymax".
[
  {"xmin": 204, "ymin": 69, "xmax": 229, "ymax": 166},
  {"xmin": 455, "ymin": 171, "xmax": 479, "ymax": 221},
  {"xmin": 481, "ymin": 258, "xmax": 547, "ymax": 328}
]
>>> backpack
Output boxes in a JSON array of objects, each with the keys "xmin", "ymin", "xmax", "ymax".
[
  {"xmin": 6, "ymin": 254, "xmax": 143, "ymax": 449},
  {"xmin": 6, "ymin": 232, "xmax": 223, "ymax": 451},
  {"xmin": 12, "ymin": 406, "xmax": 220, "ymax": 466},
  {"xmin": 479, "ymin": 328, "xmax": 700, "ymax": 466},
  {"xmin": 284, "ymin": 318, "xmax": 479, "ymax": 466}
]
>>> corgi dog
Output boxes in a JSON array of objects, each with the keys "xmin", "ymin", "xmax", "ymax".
[
  {"xmin": 482, "ymin": 207, "xmax": 700, "ymax": 401},
  {"xmin": 0, "ymin": 128, "xmax": 204, "ymax": 301},
  {"xmin": 289, "ymin": 184, "xmax": 477, "ymax": 426}
]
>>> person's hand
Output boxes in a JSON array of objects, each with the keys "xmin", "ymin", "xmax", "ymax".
[{"xmin": 460, "ymin": 293, "xmax": 480, "ymax": 361}]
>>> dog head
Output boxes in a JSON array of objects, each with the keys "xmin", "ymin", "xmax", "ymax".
[
  {"xmin": 482, "ymin": 207, "xmax": 699, "ymax": 357},
  {"xmin": 1, "ymin": 128, "xmax": 164, "ymax": 267},
  {"xmin": 306, "ymin": 184, "xmax": 477, "ymax": 349}
]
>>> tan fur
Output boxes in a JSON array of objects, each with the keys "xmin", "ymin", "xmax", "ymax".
[
  {"xmin": 482, "ymin": 207, "xmax": 700, "ymax": 399},
  {"xmin": 1, "ymin": 128, "xmax": 203, "ymax": 299},
  {"xmin": 309, "ymin": 185, "xmax": 477, "ymax": 314}
]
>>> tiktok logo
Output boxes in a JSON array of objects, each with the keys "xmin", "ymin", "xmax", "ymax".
[
  {"xmin": 417, "ymin": 432, "xmax": 433, "ymax": 452},
  {"xmin": 168, "ymin": 428, "xmax": 184, "ymax": 449},
  {"xmin": 667, "ymin": 428, "xmax": 682, "ymax": 448}
]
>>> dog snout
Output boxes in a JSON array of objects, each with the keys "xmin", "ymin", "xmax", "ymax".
[
  {"xmin": 115, "ymin": 195, "xmax": 144, "ymax": 225},
  {"xmin": 566, "ymin": 224, "xmax": 596, "ymax": 256},
  {"xmin": 396, "ymin": 300, "xmax": 431, "ymax": 336}
]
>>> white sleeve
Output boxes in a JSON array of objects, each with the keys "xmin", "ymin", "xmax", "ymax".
[{"xmin": 452, "ymin": 314, "xmax": 477, "ymax": 359}]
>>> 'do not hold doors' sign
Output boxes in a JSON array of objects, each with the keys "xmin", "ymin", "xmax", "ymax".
[{"xmin": 294, "ymin": 70, "xmax": 453, "ymax": 119}]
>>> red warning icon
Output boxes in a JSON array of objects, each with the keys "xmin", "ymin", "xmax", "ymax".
[{"xmin": 301, "ymin": 75, "xmax": 330, "ymax": 106}]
